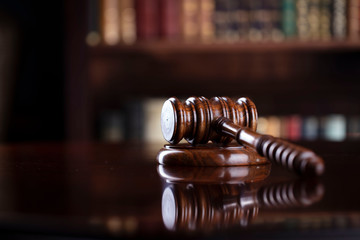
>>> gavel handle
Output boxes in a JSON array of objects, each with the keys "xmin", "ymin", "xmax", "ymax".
[{"xmin": 214, "ymin": 117, "xmax": 325, "ymax": 176}]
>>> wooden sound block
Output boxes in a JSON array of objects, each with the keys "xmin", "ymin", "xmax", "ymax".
[
  {"xmin": 157, "ymin": 143, "xmax": 269, "ymax": 166},
  {"xmin": 158, "ymin": 164, "xmax": 271, "ymax": 184}
]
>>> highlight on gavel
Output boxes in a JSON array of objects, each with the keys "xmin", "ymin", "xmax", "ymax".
[{"xmin": 160, "ymin": 96, "xmax": 325, "ymax": 176}]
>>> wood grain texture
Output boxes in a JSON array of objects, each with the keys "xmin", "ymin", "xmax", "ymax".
[
  {"xmin": 158, "ymin": 162, "xmax": 271, "ymax": 183},
  {"xmin": 157, "ymin": 143, "xmax": 269, "ymax": 166}
]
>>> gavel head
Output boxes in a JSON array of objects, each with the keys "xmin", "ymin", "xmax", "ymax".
[{"xmin": 161, "ymin": 96, "xmax": 258, "ymax": 145}]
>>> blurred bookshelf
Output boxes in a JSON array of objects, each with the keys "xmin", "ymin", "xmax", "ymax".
[{"xmin": 65, "ymin": 0, "xmax": 360, "ymax": 142}]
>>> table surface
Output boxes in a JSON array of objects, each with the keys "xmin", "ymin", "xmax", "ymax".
[{"xmin": 0, "ymin": 141, "xmax": 359, "ymax": 239}]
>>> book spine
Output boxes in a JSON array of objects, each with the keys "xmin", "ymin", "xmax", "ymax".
[
  {"xmin": 321, "ymin": 115, "xmax": 347, "ymax": 141},
  {"xmin": 249, "ymin": 0, "xmax": 264, "ymax": 42},
  {"xmin": 159, "ymin": 0, "xmax": 181, "ymax": 40},
  {"xmin": 102, "ymin": 0, "xmax": 121, "ymax": 45},
  {"xmin": 319, "ymin": 0, "xmax": 331, "ymax": 41},
  {"xmin": 268, "ymin": 116, "xmax": 282, "ymax": 137},
  {"xmin": 302, "ymin": 116, "xmax": 319, "ymax": 140},
  {"xmin": 182, "ymin": 0, "xmax": 201, "ymax": 42},
  {"xmin": 262, "ymin": 0, "xmax": 273, "ymax": 41},
  {"xmin": 348, "ymin": 0, "xmax": 360, "ymax": 40},
  {"xmin": 227, "ymin": 0, "xmax": 241, "ymax": 42},
  {"xmin": 297, "ymin": 0, "xmax": 311, "ymax": 41},
  {"xmin": 120, "ymin": 0, "xmax": 137, "ymax": 44},
  {"xmin": 286, "ymin": 115, "xmax": 302, "ymax": 141},
  {"xmin": 135, "ymin": 0, "xmax": 159, "ymax": 41},
  {"xmin": 332, "ymin": 0, "xmax": 347, "ymax": 40},
  {"xmin": 280, "ymin": 116, "xmax": 288, "ymax": 139},
  {"xmin": 238, "ymin": 0, "xmax": 250, "ymax": 41},
  {"xmin": 282, "ymin": 0, "xmax": 297, "ymax": 39},
  {"xmin": 269, "ymin": 0, "xmax": 284, "ymax": 42},
  {"xmin": 214, "ymin": 0, "xmax": 229, "ymax": 41},
  {"xmin": 200, "ymin": 0, "xmax": 215, "ymax": 42},
  {"xmin": 308, "ymin": 0, "xmax": 321, "ymax": 41}
]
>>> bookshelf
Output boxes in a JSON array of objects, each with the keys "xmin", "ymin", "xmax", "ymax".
[{"xmin": 65, "ymin": 0, "xmax": 360, "ymax": 141}]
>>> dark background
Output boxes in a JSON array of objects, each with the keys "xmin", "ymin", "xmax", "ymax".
[
  {"xmin": 1, "ymin": 0, "xmax": 360, "ymax": 143},
  {"xmin": 0, "ymin": 0, "xmax": 64, "ymax": 141}
]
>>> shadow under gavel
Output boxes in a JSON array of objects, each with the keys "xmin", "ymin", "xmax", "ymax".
[{"xmin": 160, "ymin": 96, "xmax": 324, "ymax": 176}]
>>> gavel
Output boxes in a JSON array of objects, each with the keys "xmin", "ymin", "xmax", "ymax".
[{"xmin": 160, "ymin": 96, "xmax": 325, "ymax": 176}]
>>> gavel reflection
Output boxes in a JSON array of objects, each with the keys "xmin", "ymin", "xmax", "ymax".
[
  {"xmin": 161, "ymin": 96, "xmax": 324, "ymax": 176},
  {"xmin": 161, "ymin": 177, "xmax": 324, "ymax": 231}
]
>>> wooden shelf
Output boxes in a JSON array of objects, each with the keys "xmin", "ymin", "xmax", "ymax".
[
  {"xmin": 89, "ymin": 41, "xmax": 360, "ymax": 56},
  {"xmin": 87, "ymin": 40, "xmax": 360, "ymax": 98}
]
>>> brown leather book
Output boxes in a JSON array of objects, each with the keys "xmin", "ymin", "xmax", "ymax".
[
  {"xmin": 159, "ymin": 0, "xmax": 181, "ymax": 40},
  {"xmin": 135, "ymin": 0, "xmax": 160, "ymax": 41}
]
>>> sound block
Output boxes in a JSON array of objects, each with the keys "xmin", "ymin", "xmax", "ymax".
[
  {"xmin": 157, "ymin": 143, "xmax": 269, "ymax": 167},
  {"xmin": 158, "ymin": 164, "xmax": 271, "ymax": 184}
]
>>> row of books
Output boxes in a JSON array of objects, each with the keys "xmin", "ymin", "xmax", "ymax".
[
  {"xmin": 86, "ymin": 0, "xmax": 360, "ymax": 46},
  {"xmin": 257, "ymin": 114, "xmax": 360, "ymax": 141},
  {"xmin": 97, "ymin": 98, "xmax": 360, "ymax": 143}
]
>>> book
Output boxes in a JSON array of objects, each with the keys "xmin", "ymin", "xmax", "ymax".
[
  {"xmin": 215, "ymin": 0, "xmax": 244, "ymax": 42},
  {"xmin": 249, "ymin": 0, "xmax": 264, "ymax": 42},
  {"xmin": 238, "ymin": 0, "xmax": 251, "ymax": 41},
  {"xmin": 102, "ymin": 0, "xmax": 121, "ymax": 45},
  {"xmin": 286, "ymin": 115, "xmax": 302, "ymax": 141},
  {"xmin": 308, "ymin": 0, "xmax": 321, "ymax": 41},
  {"xmin": 268, "ymin": 0, "xmax": 284, "ymax": 42},
  {"xmin": 159, "ymin": 0, "xmax": 181, "ymax": 40},
  {"xmin": 267, "ymin": 116, "xmax": 282, "ymax": 138},
  {"xmin": 302, "ymin": 116, "xmax": 319, "ymax": 140},
  {"xmin": 321, "ymin": 114, "xmax": 346, "ymax": 141},
  {"xmin": 280, "ymin": 116, "xmax": 288, "ymax": 139},
  {"xmin": 297, "ymin": 0, "xmax": 310, "ymax": 41},
  {"xmin": 214, "ymin": 0, "xmax": 228, "ymax": 41},
  {"xmin": 348, "ymin": 0, "xmax": 360, "ymax": 40},
  {"xmin": 256, "ymin": 116, "xmax": 269, "ymax": 135},
  {"xmin": 182, "ymin": 0, "xmax": 201, "ymax": 42},
  {"xmin": 200, "ymin": 0, "xmax": 215, "ymax": 42},
  {"xmin": 262, "ymin": 0, "xmax": 284, "ymax": 42},
  {"xmin": 319, "ymin": 0, "xmax": 331, "ymax": 41},
  {"xmin": 332, "ymin": 0, "xmax": 347, "ymax": 40},
  {"xmin": 135, "ymin": 0, "xmax": 159, "ymax": 41},
  {"xmin": 282, "ymin": 0, "xmax": 297, "ymax": 39},
  {"xmin": 263, "ymin": 0, "xmax": 274, "ymax": 41},
  {"xmin": 227, "ymin": 0, "xmax": 242, "ymax": 42},
  {"xmin": 120, "ymin": 0, "xmax": 137, "ymax": 44}
]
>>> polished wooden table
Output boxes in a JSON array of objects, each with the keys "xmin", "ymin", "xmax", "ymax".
[{"xmin": 0, "ymin": 141, "xmax": 359, "ymax": 239}]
